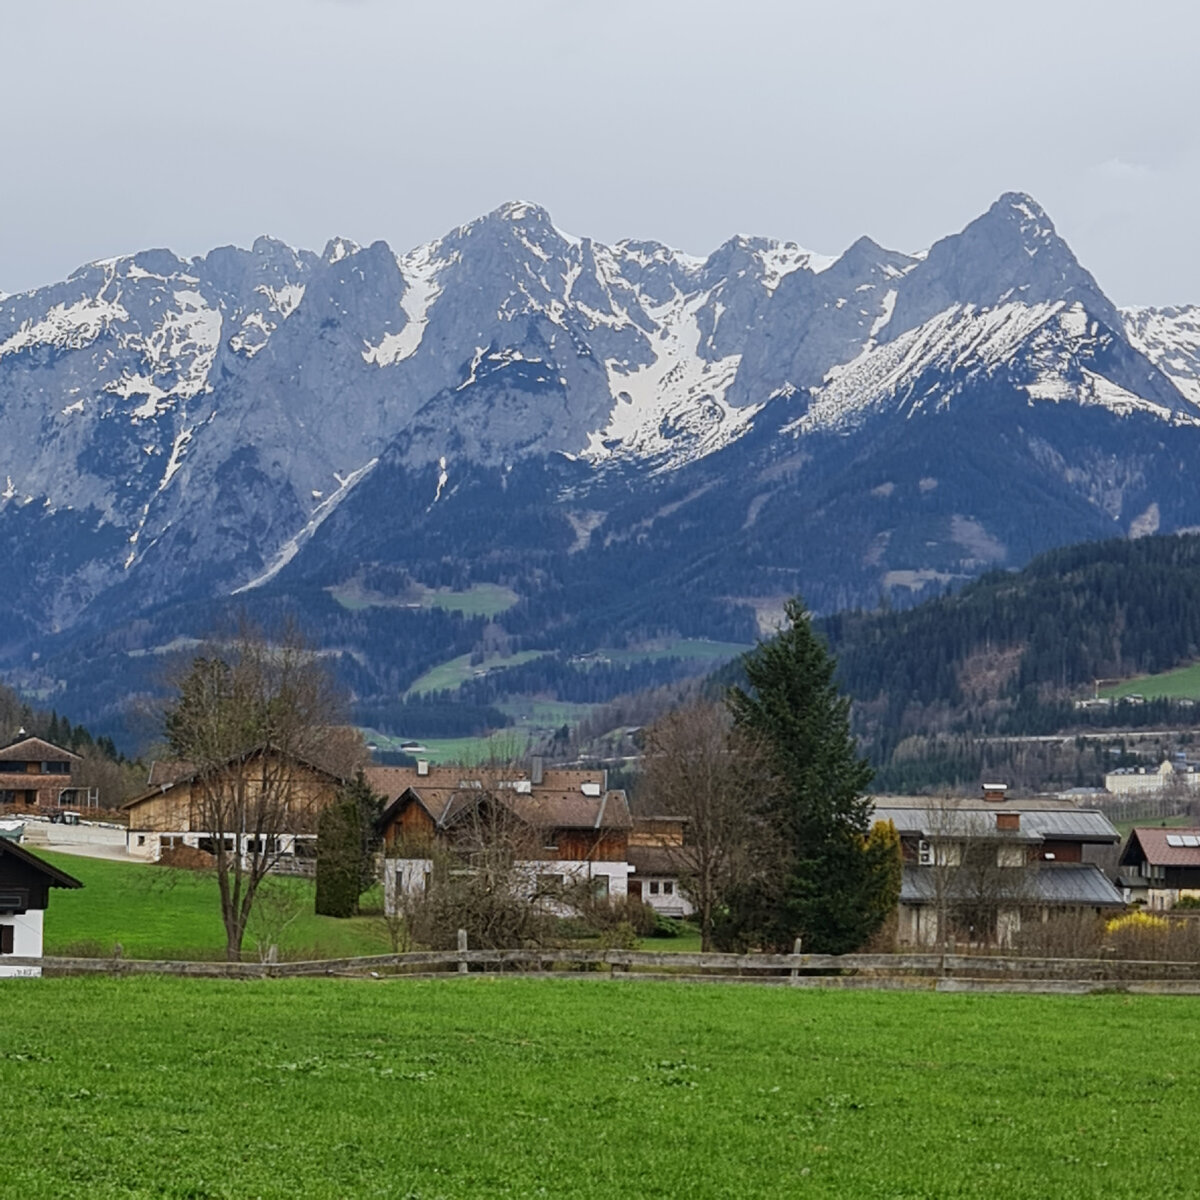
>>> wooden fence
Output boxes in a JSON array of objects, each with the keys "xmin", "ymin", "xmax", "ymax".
[{"xmin": 13, "ymin": 943, "xmax": 1200, "ymax": 993}]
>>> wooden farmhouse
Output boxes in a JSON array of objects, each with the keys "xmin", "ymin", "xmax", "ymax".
[
  {"xmin": 123, "ymin": 746, "xmax": 344, "ymax": 866},
  {"xmin": 871, "ymin": 787, "xmax": 1124, "ymax": 947},
  {"xmin": 1117, "ymin": 828, "xmax": 1200, "ymax": 910},
  {"xmin": 0, "ymin": 734, "xmax": 81, "ymax": 810},
  {"xmin": 368, "ymin": 761, "xmax": 633, "ymax": 914},
  {"xmin": 0, "ymin": 839, "xmax": 82, "ymax": 978}
]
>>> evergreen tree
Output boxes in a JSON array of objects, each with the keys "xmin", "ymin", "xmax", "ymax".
[
  {"xmin": 315, "ymin": 770, "xmax": 383, "ymax": 918},
  {"xmin": 726, "ymin": 597, "xmax": 890, "ymax": 953}
]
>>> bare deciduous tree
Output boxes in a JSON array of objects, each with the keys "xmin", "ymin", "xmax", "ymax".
[
  {"xmin": 163, "ymin": 618, "xmax": 357, "ymax": 960},
  {"xmin": 639, "ymin": 701, "xmax": 773, "ymax": 951}
]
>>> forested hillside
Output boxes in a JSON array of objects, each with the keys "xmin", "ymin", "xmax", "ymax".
[{"xmin": 811, "ymin": 533, "xmax": 1200, "ymax": 791}]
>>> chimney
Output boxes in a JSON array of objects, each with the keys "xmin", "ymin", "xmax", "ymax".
[
  {"xmin": 417, "ymin": 759, "xmax": 429, "ymax": 777},
  {"xmin": 531, "ymin": 755, "xmax": 544, "ymax": 785},
  {"xmin": 996, "ymin": 811, "xmax": 1020, "ymax": 832},
  {"xmin": 982, "ymin": 782, "xmax": 1008, "ymax": 803}
]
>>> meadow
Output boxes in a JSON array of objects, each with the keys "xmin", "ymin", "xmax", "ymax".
[
  {"xmin": 1, "ymin": 976, "xmax": 1197, "ymax": 1198},
  {"xmin": 37, "ymin": 851, "xmax": 392, "ymax": 960},
  {"xmin": 1098, "ymin": 661, "xmax": 1200, "ymax": 700}
]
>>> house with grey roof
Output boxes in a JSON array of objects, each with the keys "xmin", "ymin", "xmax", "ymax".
[{"xmin": 871, "ymin": 787, "xmax": 1123, "ymax": 947}]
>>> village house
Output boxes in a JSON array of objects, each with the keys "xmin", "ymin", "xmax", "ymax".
[
  {"xmin": 369, "ymin": 760, "xmax": 633, "ymax": 915},
  {"xmin": 625, "ymin": 815, "xmax": 695, "ymax": 918},
  {"xmin": 1117, "ymin": 827, "xmax": 1200, "ymax": 910},
  {"xmin": 0, "ymin": 734, "xmax": 82, "ymax": 810},
  {"xmin": 871, "ymin": 786, "xmax": 1124, "ymax": 947},
  {"xmin": 0, "ymin": 838, "xmax": 82, "ymax": 978},
  {"xmin": 123, "ymin": 745, "xmax": 343, "ymax": 865}
]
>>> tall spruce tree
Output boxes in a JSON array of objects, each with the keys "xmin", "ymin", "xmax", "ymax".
[{"xmin": 726, "ymin": 597, "xmax": 896, "ymax": 953}]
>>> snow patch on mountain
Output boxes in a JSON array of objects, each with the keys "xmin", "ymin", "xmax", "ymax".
[
  {"xmin": 362, "ymin": 242, "xmax": 447, "ymax": 367},
  {"xmin": 584, "ymin": 288, "xmax": 759, "ymax": 467},
  {"xmin": 0, "ymin": 293, "xmax": 130, "ymax": 359},
  {"xmin": 790, "ymin": 301, "xmax": 1072, "ymax": 432},
  {"xmin": 1123, "ymin": 306, "xmax": 1200, "ymax": 408},
  {"xmin": 233, "ymin": 457, "xmax": 380, "ymax": 594}
]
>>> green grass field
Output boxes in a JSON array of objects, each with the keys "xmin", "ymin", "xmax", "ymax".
[
  {"xmin": 37, "ymin": 851, "xmax": 391, "ymax": 961},
  {"xmin": 2, "ymin": 977, "xmax": 1197, "ymax": 1198},
  {"xmin": 1099, "ymin": 661, "xmax": 1200, "ymax": 700},
  {"xmin": 598, "ymin": 637, "xmax": 752, "ymax": 666},
  {"xmin": 405, "ymin": 649, "xmax": 548, "ymax": 697}
]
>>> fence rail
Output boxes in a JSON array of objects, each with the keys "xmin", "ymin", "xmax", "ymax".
[{"xmin": 13, "ymin": 944, "xmax": 1200, "ymax": 992}]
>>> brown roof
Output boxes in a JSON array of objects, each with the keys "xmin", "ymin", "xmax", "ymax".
[
  {"xmin": 379, "ymin": 785, "xmax": 631, "ymax": 833},
  {"xmin": 627, "ymin": 845, "xmax": 682, "ymax": 876},
  {"xmin": 0, "ymin": 736, "xmax": 81, "ymax": 763},
  {"xmin": 1122, "ymin": 827, "xmax": 1200, "ymax": 868},
  {"xmin": 123, "ymin": 745, "xmax": 345, "ymax": 812},
  {"xmin": 146, "ymin": 760, "xmax": 193, "ymax": 788},
  {"xmin": 364, "ymin": 764, "xmax": 606, "ymax": 800}
]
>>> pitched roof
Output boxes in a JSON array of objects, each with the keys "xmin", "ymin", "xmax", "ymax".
[
  {"xmin": 364, "ymin": 764, "xmax": 606, "ymax": 800},
  {"xmin": 378, "ymin": 785, "xmax": 631, "ymax": 834},
  {"xmin": 900, "ymin": 863, "xmax": 1123, "ymax": 907},
  {"xmin": 0, "ymin": 839, "xmax": 84, "ymax": 888},
  {"xmin": 871, "ymin": 796, "xmax": 1119, "ymax": 844},
  {"xmin": 627, "ymin": 845, "xmax": 682, "ymax": 876},
  {"xmin": 0, "ymin": 736, "xmax": 81, "ymax": 763},
  {"xmin": 124, "ymin": 745, "xmax": 345, "ymax": 812},
  {"xmin": 1120, "ymin": 827, "xmax": 1200, "ymax": 868}
]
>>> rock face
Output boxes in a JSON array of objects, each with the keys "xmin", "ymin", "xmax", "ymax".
[{"xmin": 2, "ymin": 192, "xmax": 1200, "ymax": 716}]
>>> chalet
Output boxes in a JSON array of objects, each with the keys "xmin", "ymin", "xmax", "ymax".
[
  {"xmin": 626, "ymin": 815, "xmax": 695, "ymax": 918},
  {"xmin": 0, "ymin": 734, "xmax": 82, "ymax": 810},
  {"xmin": 871, "ymin": 789, "xmax": 1124, "ymax": 947},
  {"xmin": 123, "ymin": 746, "xmax": 343, "ymax": 865},
  {"xmin": 370, "ymin": 762, "xmax": 633, "ymax": 914},
  {"xmin": 0, "ymin": 839, "xmax": 82, "ymax": 977},
  {"xmin": 1117, "ymin": 828, "xmax": 1200, "ymax": 910}
]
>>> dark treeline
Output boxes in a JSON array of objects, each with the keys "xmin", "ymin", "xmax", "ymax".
[
  {"xmin": 823, "ymin": 533, "xmax": 1200, "ymax": 711},
  {"xmin": 354, "ymin": 697, "xmax": 513, "ymax": 739}
]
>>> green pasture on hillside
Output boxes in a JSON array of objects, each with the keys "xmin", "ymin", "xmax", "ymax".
[
  {"xmin": 330, "ymin": 581, "xmax": 519, "ymax": 617},
  {"xmin": 2, "ymin": 977, "xmax": 1197, "ymax": 1198},
  {"xmin": 36, "ymin": 851, "xmax": 391, "ymax": 961},
  {"xmin": 405, "ymin": 649, "xmax": 548, "ymax": 697},
  {"xmin": 1098, "ymin": 661, "xmax": 1200, "ymax": 700}
]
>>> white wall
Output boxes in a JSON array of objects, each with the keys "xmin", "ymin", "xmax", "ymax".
[
  {"xmin": 383, "ymin": 857, "xmax": 631, "ymax": 916},
  {"xmin": 0, "ymin": 908, "xmax": 43, "ymax": 978}
]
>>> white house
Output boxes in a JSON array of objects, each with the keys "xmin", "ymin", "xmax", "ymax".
[{"xmin": 0, "ymin": 838, "xmax": 83, "ymax": 977}]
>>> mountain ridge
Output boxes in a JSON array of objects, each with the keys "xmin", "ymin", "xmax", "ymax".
[{"xmin": 4, "ymin": 192, "xmax": 1200, "ymax": 739}]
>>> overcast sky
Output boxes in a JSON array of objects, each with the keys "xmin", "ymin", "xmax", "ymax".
[{"xmin": 2, "ymin": 0, "xmax": 1196, "ymax": 305}]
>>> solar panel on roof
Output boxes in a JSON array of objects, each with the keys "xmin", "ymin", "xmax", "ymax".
[
  {"xmin": 1186, "ymin": 835, "xmax": 1200, "ymax": 848},
  {"xmin": 1167, "ymin": 835, "xmax": 1183, "ymax": 847}
]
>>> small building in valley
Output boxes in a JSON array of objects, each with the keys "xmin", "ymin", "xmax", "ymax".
[
  {"xmin": 871, "ymin": 790, "xmax": 1124, "ymax": 947},
  {"xmin": 1117, "ymin": 827, "xmax": 1200, "ymax": 910},
  {"xmin": 0, "ymin": 838, "xmax": 83, "ymax": 977},
  {"xmin": 0, "ymin": 734, "xmax": 81, "ymax": 810}
]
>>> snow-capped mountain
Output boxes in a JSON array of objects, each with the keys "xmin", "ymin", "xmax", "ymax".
[{"xmin": 3, "ymin": 191, "xmax": 1200, "ymax": 728}]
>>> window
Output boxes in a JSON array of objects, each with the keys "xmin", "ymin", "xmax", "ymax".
[
  {"xmin": 592, "ymin": 875, "xmax": 610, "ymax": 900},
  {"xmin": 0, "ymin": 891, "xmax": 28, "ymax": 913},
  {"xmin": 649, "ymin": 881, "xmax": 660, "ymax": 895},
  {"xmin": 136, "ymin": 835, "xmax": 146, "ymax": 846},
  {"xmin": 0, "ymin": 925, "xmax": 13, "ymax": 954},
  {"xmin": 663, "ymin": 881, "xmax": 674, "ymax": 896}
]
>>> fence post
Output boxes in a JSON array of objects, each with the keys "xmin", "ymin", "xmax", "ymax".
[
  {"xmin": 790, "ymin": 937, "xmax": 802, "ymax": 981},
  {"xmin": 457, "ymin": 928, "xmax": 468, "ymax": 975}
]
